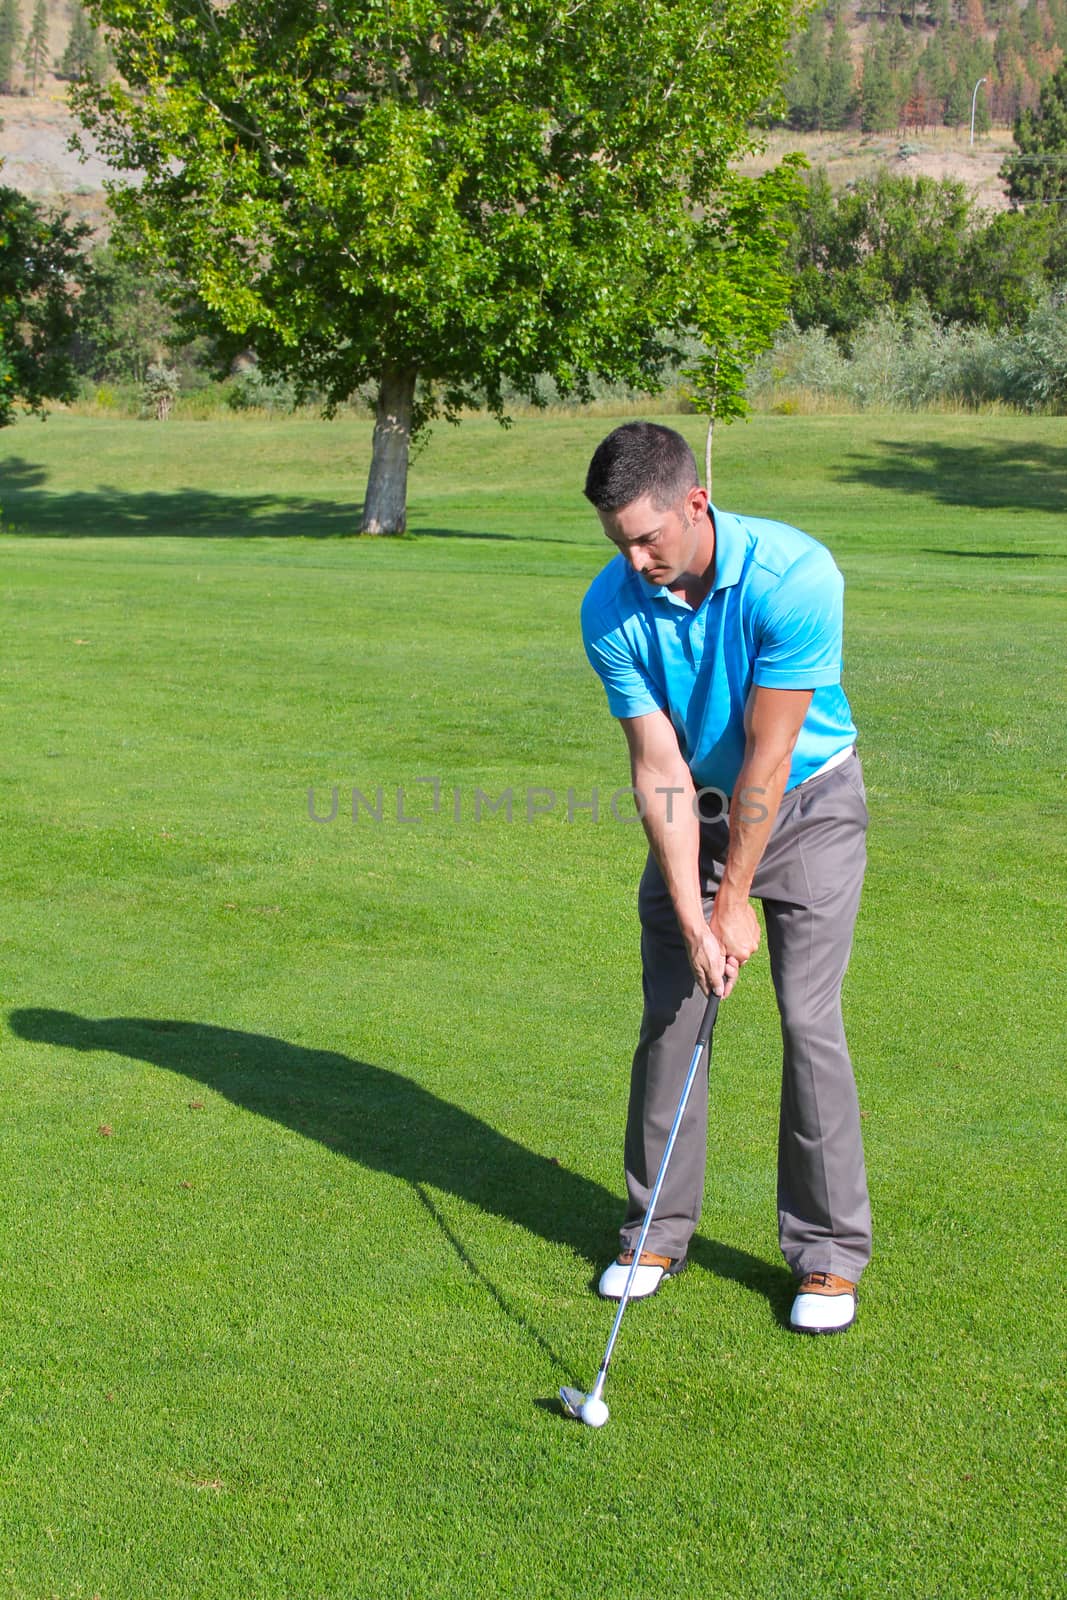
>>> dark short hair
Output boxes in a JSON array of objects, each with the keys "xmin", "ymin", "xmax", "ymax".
[{"xmin": 583, "ymin": 422, "xmax": 699, "ymax": 512}]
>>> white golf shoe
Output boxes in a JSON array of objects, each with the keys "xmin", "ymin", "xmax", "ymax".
[
  {"xmin": 597, "ymin": 1249, "xmax": 686, "ymax": 1300},
  {"xmin": 789, "ymin": 1271, "xmax": 857, "ymax": 1334}
]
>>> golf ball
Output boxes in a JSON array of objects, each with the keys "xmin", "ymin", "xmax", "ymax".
[{"xmin": 581, "ymin": 1397, "xmax": 609, "ymax": 1428}]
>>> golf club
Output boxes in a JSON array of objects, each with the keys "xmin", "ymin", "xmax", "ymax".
[{"xmin": 561, "ymin": 986, "xmax": 720, "ymax": 1427}]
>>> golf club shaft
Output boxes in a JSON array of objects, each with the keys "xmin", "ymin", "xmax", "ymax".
[{"xmin": 590, "ymin": 988, "xmax": 719, "ymax": 1398}]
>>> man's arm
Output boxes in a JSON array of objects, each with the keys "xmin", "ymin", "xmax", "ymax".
[
  {"xmin": 620, "ymin": 710, "xmax": 739, "ymax": 998},
  {"xmin": 707, "ymin": 685, "xmax": 814, "ymax": 962}
]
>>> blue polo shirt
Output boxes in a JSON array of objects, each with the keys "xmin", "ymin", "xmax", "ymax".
[{"xmin": 581, "ymin": 506, "xmax": 858, "ymax": 796}]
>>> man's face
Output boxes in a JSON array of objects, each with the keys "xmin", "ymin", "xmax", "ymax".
[{"xmin": 597, "ymin": 486, "xmax": 709, "ymax": 589}]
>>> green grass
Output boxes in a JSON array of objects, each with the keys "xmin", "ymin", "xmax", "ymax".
[{"xmin": 1, "ymin": 412, "xmax": 1064, "ymax": 1599}]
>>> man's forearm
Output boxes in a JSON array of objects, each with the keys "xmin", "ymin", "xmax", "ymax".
[
  {"xmin": 719, "ymin": 752, "xmax": 792, "ymax": 908},
  {"xmin": 632, "ymin": 759, "xmax": 705, "ymax": 941}
]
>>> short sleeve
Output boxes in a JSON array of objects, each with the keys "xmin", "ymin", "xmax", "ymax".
[
  {"xmin": 581, "ymin": 591, "xmax": 665, "ymax": 720},
  {"xmin": 751, "ymin": 546, "xmax": 844, "ymax": 689}
]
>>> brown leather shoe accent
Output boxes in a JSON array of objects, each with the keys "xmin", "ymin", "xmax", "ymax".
[
  {"xmin": 797, "ymin": 1271, "xmax": 855, "ymax": 1297},
  {"xmin": 618, "ymin": 1250, "xmax": 673, "ymax": 1270}
]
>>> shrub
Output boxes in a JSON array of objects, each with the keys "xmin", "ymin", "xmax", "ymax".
[
  {"xmin": 226, "ymin": 366, "xmax": 300, "ymax": 413},
  {"xmin": 1003, "ymin": 291, "xmax": 1067, "ymax": 410},
  {"xmin": 142, "ymin": 362, "xmax": 179, "ymax": 421},
  {"xmin": 752, "ymin": 295, "xmax": 1067, "ymax": 413}
]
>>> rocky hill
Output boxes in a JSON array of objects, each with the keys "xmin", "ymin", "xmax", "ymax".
[{"xmin": 1, "ymin": 0, "xmax": 1041, "ymax": 220}]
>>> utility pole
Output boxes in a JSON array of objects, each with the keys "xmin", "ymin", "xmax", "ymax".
[{"xmin": 969, "ymin": 77, "xmax": 987, "ymax": 147}]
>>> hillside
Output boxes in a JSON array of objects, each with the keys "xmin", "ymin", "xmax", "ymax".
[
  {"xmin": 0, "ymin": 89, "xmax": 111, "ymax": 209},
  {"xmin": 0, "ymin": 0, "xmax": 1051, "ymax": 217},
  {"xmin": 738, "ymin": 125, "xmax": 1015, "ymax": 211},
  {"xmin": 1, "ymin": 90, "xmax": 1018, "ymax": 220},
  {"xmin": 780, "ymin": 0, "xmax": 1066, "ymax": 133}
]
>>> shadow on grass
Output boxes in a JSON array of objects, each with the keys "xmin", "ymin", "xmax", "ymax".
[
  {"xmin": 8, "ymin": 1007, "xmax": 785, "ymax": 1309},
  {"xmin": 919, "ymin": 549, "xmax": 1067, "ymax": 561},
  {"xmin": 0, "ymin": 465, "xmax": 359, "ymax": 538},
  {"xmin": 0, "ymin": 457, "xmax": 569, "ymax": 542},
  {"xmin": 835, "ymin": 437, "xmax": 1067, "ymax": 516}
]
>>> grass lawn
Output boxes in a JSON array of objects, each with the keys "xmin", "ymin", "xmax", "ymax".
[{"xmin": 1, "ymin": 411, "xmax": 1064, "ymax": 1599}]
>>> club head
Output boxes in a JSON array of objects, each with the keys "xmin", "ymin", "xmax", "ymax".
[
  {"xmin": 559, "ymin": 1385, "xmax": 609, "ymax": 1426},
  {"xmin": 559, "ymin": 1385, "xmax": 587, "ymax": 1419}
]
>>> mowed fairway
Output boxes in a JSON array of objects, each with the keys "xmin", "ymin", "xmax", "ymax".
[{"xmin": 1, "ymin": 412, "xmax": 1064, "ymax": 1599}]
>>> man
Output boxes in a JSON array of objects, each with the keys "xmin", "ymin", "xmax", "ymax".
[{"xmin": 580, "ymin": 422, "xmax": 870, "ymax": 1334}]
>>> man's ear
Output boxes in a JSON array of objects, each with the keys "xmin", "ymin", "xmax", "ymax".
[{"xmin": 685, "ymin": 484, "xmax": 709, "ymax": 520}]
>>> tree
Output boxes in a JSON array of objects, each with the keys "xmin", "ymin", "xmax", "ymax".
[
  {"xmin": 0, "ymin": 0, "xmax": 20, "ymax": 93},
  {"xmin": 903, "ymin": 69, "xmax": 937, "ymax": 129},
  {"xmin": 786, "ymin": 167, "xmax": 1067, "ymax": 342},
  {"xmin": 0, "ymin": 183, "xmax": 90, "ymax": 427},
  {"xmin": 70, "ymin": 241, "xmax": 177, "ymax": 384},
  {"xmin": 884, "ymin": 15, "xmax": 912, "ymax": 70},
  {"xmin": 823, "ymin": 13, "xmax": 857, "ymax": 130},
  {"xmin": 861, "ymin": 37, "xmax": 900, "ymax": 130},
  {"xmin": 73, "ymin": 0, "xmax": 797, "ymax": 533},
  {"xmin": 142, "ymin": 360, "xmax": 179, "ymax": 420},
  {"xmin": 786, "ymin": 11, "xmax": 829, "ymax": 131},
  {"xmin": 949, "ymin": 206, "xmax": 1067, "ymax": 328},
  {"xmin": 60, "ymin": 3, "xmax": 107, "ymax": 81},
  {"xmin": 945, "ymin": 65, "xmax": 974, "ymax": 125},
  {"xmin": 1020, "ymin": 0, "xmax": 1043, "ymax": 47},
  {"xmin": 787, "ymin": 171, "xmax": 977, "ymax": 341},
  {"xmin": 1055, "ymin": 0, "xmax": 1067, "ymax": 50},
  {"xmin": 963, "ymin": 0, "xmax": 988, "ymax": 36},
  {"xmin": 921, "ymin": 30, "xmax": 953, "ymax": 110},
  {"xmin": 1003, "ymin": 56, "xmax": 1067, "ymax": 205},
  {"xmin": 21, "ymin": 0, "xmax": 46, "ymax": 94},
  {"xmin": 683, "ymin": 162, "xmax": 804, "ymax": 495}
]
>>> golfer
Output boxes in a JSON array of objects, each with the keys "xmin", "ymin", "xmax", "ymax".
[{"xmin": 581, "ymin": 422, "xmax": 870, "ymax": 1334}]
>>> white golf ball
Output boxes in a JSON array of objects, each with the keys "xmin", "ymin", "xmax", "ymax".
[{"xmin": 581, "ymin": 1396, "xmax": 609, "ymax": 1428}]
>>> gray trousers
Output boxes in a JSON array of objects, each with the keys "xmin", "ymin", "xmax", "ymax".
[{"xmin": 622, "ymin": 751, "xmax": 872, "ymax": 1282}]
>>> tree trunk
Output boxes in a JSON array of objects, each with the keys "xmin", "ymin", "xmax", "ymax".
[
  {"xmin": 361, "ymin": 365, "xmax": 417, "ymax": 535},
  {"xmin": 704, "ymin": 353, "xmax": 718, "ymax": 499}
]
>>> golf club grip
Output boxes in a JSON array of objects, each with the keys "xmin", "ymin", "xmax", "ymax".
[{"xmin": 696, "ymin": 990, "xmax": 719, "ymax": 1047}]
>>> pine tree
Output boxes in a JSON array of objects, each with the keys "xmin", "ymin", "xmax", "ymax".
[
  {"xmin": 22, "ymin": 0, "xmax": 47, "ymax": 94},
  {"xmin": 1051, "ymin": 0, "xmax": 1067, "ymax": 50},
  {"xmin": 861, "ymin": 36, "xmax": 900, "ymax": 130},
  {"xmin": 1003, "ymin": 56, "xmax": 1067, "ymax": 205},
  {"xmin": 884, "ymin": 15, "xmax": 912, "ymax": 69},
  {"xmin": 60, "ymin": 2, "xmax": 105, "ymax": 79},
  {"xmin": 991, "ymin": 53, "xmax": 1020, "ymax": 122},
  {"xmin": 944, "ymin": 68, "xmax": 969, "ymax": 125},
  {"xmin": 921, "ymin": 31, "xmax": 953, "ymax": 117},
  {"xmin": 1020, "ymin": 1, "xmax": 1043, "ymax": 46},
  {"xmin": 823, "ymin": 12, "xmax": 857, "ymax": 129},
  {"xmin": 786, "ymin": 11, "xmax": 829, "ymax": 132},
  {"xmin": 903, "ymin": 69, "xmax": 936, "ymax": 130},
  {"xmin": 61, "ymin": 6, "xmax": 91, "ymax": 77},
  {"xmin": 996, "ymin": 16, "xmax": 1026, "ymax": 72},
  {"xmin": 0, "ymin": 0, "xmax": 20, "ymax": 92},
  {"xmin": 964, "ymin": 0, "xmax": 988, "ymax": 37}
]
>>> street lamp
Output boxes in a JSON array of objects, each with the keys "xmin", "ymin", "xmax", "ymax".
[{"xmin": 970, "ymin": 77, "xmax": 988, "ymax": 146}]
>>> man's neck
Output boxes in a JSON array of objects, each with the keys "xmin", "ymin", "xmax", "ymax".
[{"xmin": 669, "ymin": 508, "xmax": 717, "ymax": 609}]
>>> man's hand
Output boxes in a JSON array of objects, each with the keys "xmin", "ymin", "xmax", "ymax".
[
  {"xmin": 708, "ymin": 897, "xmax": 761, "ymax": 967},
  {"xmin": 683, "ymin": 918, "xmax": 742, "ymax": 1000}
]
